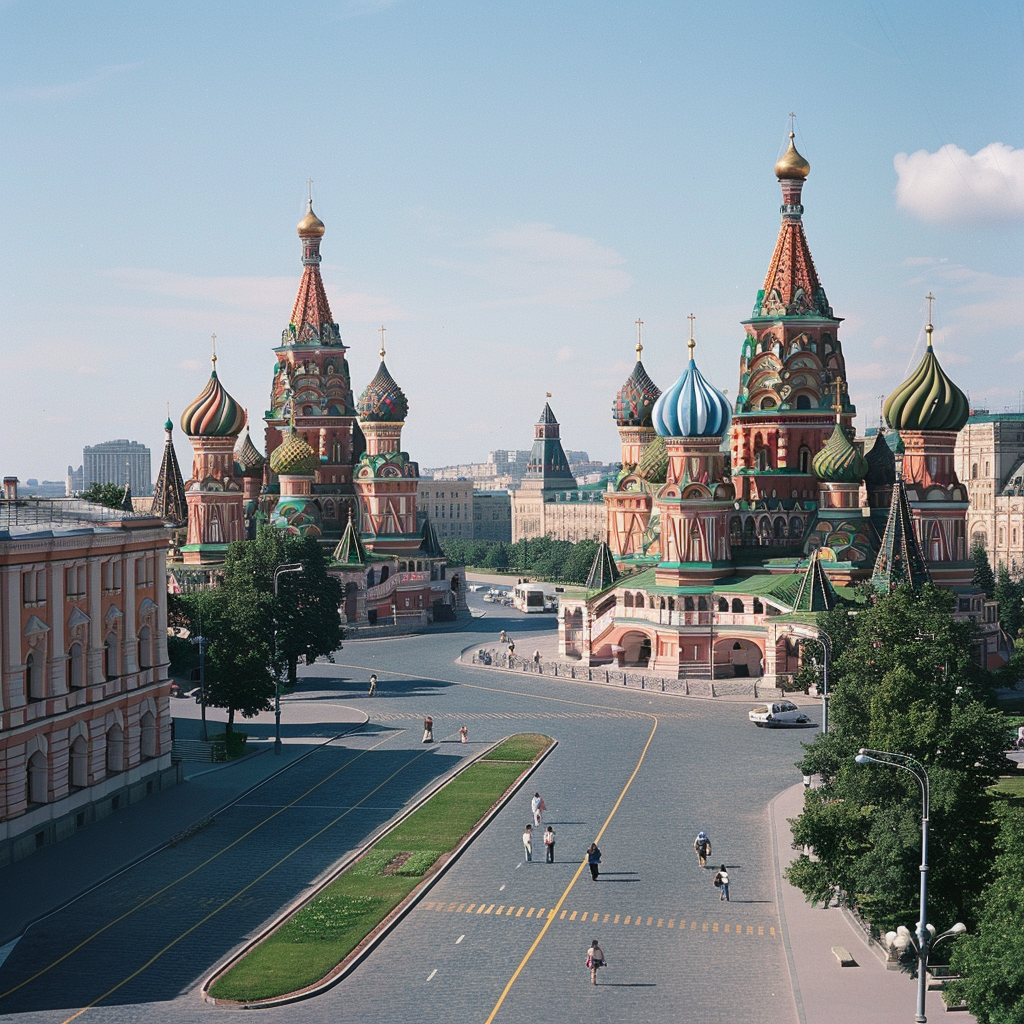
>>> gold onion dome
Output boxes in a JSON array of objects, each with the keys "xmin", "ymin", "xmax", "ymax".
[
  {"xmin": 269, "ymin": 428, "xmax": 319, "ymax": 476},
  {"xmin": 775, "ymin": 132, "xmax": 810, "ymax": 180},
  {"xmin": 883, "ymin": 325, "xmax": 969, "ymax": 433},
  {"xmin": 812, "ymin": 420, "xmax": 868, "ymax": 483},
  {"xmin": 297, "ymin": 201, "xmax": 326, "ymax": 238},
  {"xmin": 180, "ymin": 360, "xmax": 247, "ymax": 437}
]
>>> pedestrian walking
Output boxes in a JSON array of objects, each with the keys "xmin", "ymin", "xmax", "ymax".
[
  {"xmin": 531, "ymin": 791, "xmax": 545, "ymax": 825},
  {"xmin": 694, "ymin": 830, "xmax": 711, "ymax": 868},
  {"xmin": 585, "ymin": 940, "xmax": 606, "ymax": 985},
  {"xmin": 368, "ymin": 673, "xmax": 377, "ymax": 697},
  {"xmin": 522, "ymin": 824, "xmax": 533, "ymax": 861},
  {"xmin": 543, "ymin": 826, "xmax": 556, "ymax": 862},
  {"xmin": 587, "ymin": 842, "xmax": 602, "ymax": 881},
  {"xmin": 459, "ymin": 725, "xmax": 468, "ymax": 744},
  {"xmin": 422, "ymin": 716, "xmax": 433, "ymax": 743},
  {"xmin": 533, "ymin": 649, "xmax": 540, "ymax": 668},
  {"xmin": 714, "ymin": 864, "xmax": 730, "ymax": 901},
  {"xmin": 500, "ymin": 629, "xmax": 507, "ymax": 644}
]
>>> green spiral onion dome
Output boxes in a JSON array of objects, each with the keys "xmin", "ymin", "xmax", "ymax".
[
  {"xmin": 883, "ymin": 327, "xmax": 969, "ymax": 433},
  {"xmin": 637, "ymin": 435, "xmax": 669, "ymax": 484},
  {"xmin": 269, "ymin": 428, "xmax": 319, "ymax": 476},
  {"xmin": 180, "ymin": 362, "xmax": 247, "ymax": 437},
  {"xmin": 357, "ymin": 359, "xmax": 409, "ymax": 423},
  {"xmin": 812, "ymin": 421, "xmax": 868, "ymax": 483}
]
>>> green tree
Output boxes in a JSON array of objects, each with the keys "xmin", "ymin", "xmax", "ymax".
[
  {"xmin": 946, "ymin": 806, "xmax": 1024, "ymax": 1023},
  {"xmin": 971, "ymin": 542, "xmax": 997, "ymax": 599},
  {"xmin": 482, "ymin": 542, "xmax": 509, "ymax": 569},
  {"xmin": 561, "ymin": 539, "xmax": 599, "ymax": 584},
  {"xmin": 787, "ymin": 586, "xmax": 1008, "ymax": 935},
  {"xmin": 82, "ymin": 483, "xmax": 126, "ymax": 509},
  {"xmin": 995, "ymin": 566, "xmax": 1024, "ymax": 641}
]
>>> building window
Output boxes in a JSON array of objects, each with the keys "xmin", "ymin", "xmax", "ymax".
[
  {"xmin": 68, "ymin": 642, "xmax": 84, "ymax": 688},
  {"xmin": 138, "ymin": 625, "xmax": 153, "ymax": 669},
  {"xmin": 140, "ymin": 712, "xmax": 157, "ymax": 759},
  {"xmin": 66, "ymin": 566, "xmax": 86, "ymax": 599},
  {"xmin": 22, "ymin": 569, "xmax": 46, "ymax": 606},
  {"xmin": 70, "ymin": 736, "xmax": 89, "ymax": 788},
  {"xmin": 972, "ymin": 463, "xmax": 978, "ymax": 479},
  {"xmin": 104, "ymin": 633, "xmax": 120, "ymax": 679},
  {"xmin": 26, "ymin": 651, "xmax": 45, "ymax": 701},
  {"xmin": 28, "ymin": 751, "xmax": 48, "ymax": 805},
  {"xmin": 106, "ymin": 724, "xmax": 124, "ymax": 774}
]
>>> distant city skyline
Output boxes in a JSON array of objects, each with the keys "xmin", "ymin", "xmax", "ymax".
[{"xmin": 2, "ymin": 2, "xmax": 1022, "ymax": 482}]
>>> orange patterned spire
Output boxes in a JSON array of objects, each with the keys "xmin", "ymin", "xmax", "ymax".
[{"xmin": 284, "ymin": 196, "xmax": 343, "ymax": 347}]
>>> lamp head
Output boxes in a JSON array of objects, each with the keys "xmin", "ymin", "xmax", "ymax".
[
  {"xmin": 950, "ymin": 922, "xmax": 967, "ymax": 935},
  {"xmin": 855, "ymin": 754, "xmax": 872, "ymax": 765}
]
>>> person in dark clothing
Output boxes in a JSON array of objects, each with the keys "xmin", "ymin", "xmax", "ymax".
[{"xmin": 587, "ymin": 842, "xmax": 602, "ymax": 881}]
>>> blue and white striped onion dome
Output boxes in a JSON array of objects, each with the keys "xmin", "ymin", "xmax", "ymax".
[{"xmin": 652, "ymin": 348, "xmax": 731, "ymax": 438}]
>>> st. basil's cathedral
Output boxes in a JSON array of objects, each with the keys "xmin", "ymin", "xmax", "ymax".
[
  {"xmin": 153, "ymin": 203, "xmax": 461, "ymax": 626},
  {"xmin": 559, "ymin": 133, "xmax": 1002, "ymax": 682}
]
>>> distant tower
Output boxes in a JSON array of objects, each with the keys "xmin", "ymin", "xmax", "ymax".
[
  {"xmin": 152, "ymin": 414, "xmax": 188, "ymax": 526},
  {"xmin": 882, "ymin": 296, "xmax": 971, "ymax": 586},
  {"xmin": 606, "ymin": 321, "xmax": 662, "ymax": 558},
  {"xmin": 234, "ymin": 426, "xmax": 266, "ymax": 534},
  {"xmin": 180, "ymin": 351, "xmax": 248, "ymax": 563},
  {"xmin": 353, "ymin": 330, "xmax": 421, "ymax": 554},
  {"xmin": 265, "ymin": 198, "xmax": 359, "ymax": 540},
  {"xmin": 731, "ymin": 129, "xmax": 854, "ymax": 504}
]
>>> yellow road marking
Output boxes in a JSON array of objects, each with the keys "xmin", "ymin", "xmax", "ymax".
[
  {"xmin": 624, "ymin": 915, "xmax": 631, "ymax": 924},
  {"xmin": 569, "ymin": 911, "xmax": 577, "ymax": 921},
  {"xmin": 496, "ymin": 906, "xmax": 505, "ymax": 915},
  {"xmin": 657, "ymin": 919, "xmax": 663, "ymax": 928},
  {"xmin": 614, "ymin": 914, "xmax": 621, "ymax": 924},
  {"xmin": 0, "ymin": 730, "xmax": 404, "ymax": 1005},
  {"xmin": 516, "ymin": 907, "xmax": 524, "ymax": 917},
  {"xmin": 668, "ymin": 919, "xmax": 675, "ymax": 928},
  {"xmin": 466, "ymin": 904, "xmax": 476, "ymax": 913},
  {"xmin": 483, "ymin": 716, "xmax": 660, "ymax": 1024}
]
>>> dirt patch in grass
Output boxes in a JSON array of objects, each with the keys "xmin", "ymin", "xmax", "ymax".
[{"xmin": 208, "ymin": 734, "xmax": 553, "ymax": 1003}]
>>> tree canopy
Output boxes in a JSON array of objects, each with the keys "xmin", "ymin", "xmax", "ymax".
[
  {"xmin": 971, "ymin": 542, "xmax": 996, "ymax": 599},
  {"xmin": 787, "ymin": 586, "xmax": 1008, "ymax": 935},
  {"xmin": 81, "ymin": 483, "xmax": 126, "ymax": 509},
  {"xmin": 441, "ymin": 536, "xmax": 599, "ymax": 584}
]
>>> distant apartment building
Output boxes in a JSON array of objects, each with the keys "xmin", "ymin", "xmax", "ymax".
[
  {"xmin": 67, "ymin": 465, "xmax": 85, "ymax": 494},
  {"xmin": 21, "ymin": 479, "xmax": 69, "ymax": 498},
  {"xmin": 83, "ymin": 440, "xmax": 152, "ymax": 497},
  {"xmin": 0, "ymin": 486, "xmax": 175, "ymax": 865},
  {"xmin": 416, "ymin": 480, "xmax": 475, "ymax": 540},
  {"xmin": 954, "ymin": 410, "xmax": 1024, "ymax": 570},
  {"xmin": 473, "ymin": 491, "xmax": 512, "ymax": 543}
]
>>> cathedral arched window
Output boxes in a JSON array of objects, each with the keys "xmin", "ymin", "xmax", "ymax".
[
  {"xmin": 799, "ymin": 447, "xmax": 810, "ymax": 473},
  {"xmin": 796, "ymin": 395, "xmax": 812, "ymax": 410},
  {"xmin": 732, "ymin": 598, "xmax": 744, "ymax": 613}
]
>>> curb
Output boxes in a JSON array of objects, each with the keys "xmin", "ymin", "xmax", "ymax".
[
  {"xmin": 1, "ymin": 717, "xmax": 369, "ymax": 949},
  {"xmin": 769, "ymin": 783, "xmax": 808, "ymax": 1024},
  {"xmin": 202, "ymin": 736, "xmax": 558, "ymax": 1008}
]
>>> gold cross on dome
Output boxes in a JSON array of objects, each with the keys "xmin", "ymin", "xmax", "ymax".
[
  {"xmin": 378, "ymin": 325, "xmax": 387, "ymax": 359},
  {"xmin": 635, "ymin": 317, "xmax": 643, "ymax": 357},
  {"xmin": 687, "ymin": 313, "xmax": 696, "ymax": 357},
  {"xmin": 211, "ymin": 333, "xmax": 217, "ymax": 367},
  {"xmin": 306, "ymin": 178, "xmax": 313, "ymax": 204},
  {"xmin": 926, "ymin": 291, "xmax": 935, "ymax": 324},
  {"xmin": 832, "ymin": 378, "xmax": 846, "ymax": 412}
]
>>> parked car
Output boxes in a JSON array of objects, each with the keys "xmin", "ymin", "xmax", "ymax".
[{"xmin": 748, "ymin": 700, "xmax": 811, "ymax": 727}]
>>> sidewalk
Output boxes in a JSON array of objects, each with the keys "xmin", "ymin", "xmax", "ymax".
[
  {"xmin": 771, "ymin": 782, "xmax": 975, "ymax": 1024},
  {"xmin": 0, "ymin": 701, "xmax": 367, "ymax": 945}
]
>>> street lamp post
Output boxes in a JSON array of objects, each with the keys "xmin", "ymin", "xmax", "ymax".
[
  {"xmin": 802, "ymin": 629, "xmax": 831, "ymax": 734},
  {"xmin": 855, "ymin": 748, "xmax": 965, "ymax": 1022},
  {"xmin": 190, "ymin": 633, "xmax": 208, "ymax": 742},
  {"xmin": 273, "ymin": 563, "xmax": 304, "ymax": 755}
]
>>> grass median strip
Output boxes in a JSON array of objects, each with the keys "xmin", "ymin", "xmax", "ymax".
[{"xmin": 208, "ymin": 733, "xmax": 551, "ymax": 1003}]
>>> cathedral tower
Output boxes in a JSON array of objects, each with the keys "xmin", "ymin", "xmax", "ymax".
[
  {"xmin": 731, "ymin": 132, "xmax": 855, "ymax": 504},
  {"xmin": 265, "ymin": 200, "xmax": 360, "ymax": 539}
]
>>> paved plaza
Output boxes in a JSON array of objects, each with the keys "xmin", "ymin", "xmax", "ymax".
[{"xmin": 0, "ymin": 599, "xmax": 968, "ymax": 1023}]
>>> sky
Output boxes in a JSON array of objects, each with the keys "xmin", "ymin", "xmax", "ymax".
[{"xmin": 2, "ymin": 0, "xmax": 1023, "ymax": 484}]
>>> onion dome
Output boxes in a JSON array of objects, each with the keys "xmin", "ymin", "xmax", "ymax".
[
  {"xmin": 883, "ymin": 321, "xmax": 969, "ymax": 432},
  {"xmin": 637, "ymin": 435, "xmax": 668, "ymax": 484},
  {"xmin": 234, "ymin": 428, "xmax": 266, "ymax": 472},
  {"xmin": 775, "ymin": 132, "xmax": 810, "ymax": 180},
  {"xmin": 651, "ymin": 334, "xmax": 731, "ymax": 438},
  {"xmin": 812, "ymin": 421, "xmax": 868, "ymax": 483},
  {"xmin": 864, "ymin": 431, "xmax": 897, "ymax": 488},
  {"xmin": 180, "ymin": 356, "xmax": 247, "ymax": 437},
  {"xmin": 613, "ymin": 335, "xmax": 661, "ymax": 427},
  {"xmin": 269, "ymin": 428, "xmax": 318, "ymax": 476},
  {"xmin": 164, "ymin": 416, "xmax": 173, "ymax": 431},
  {"xmin": 357, "ymin": 341, "xmax": 409, "ymax": 422},
  {"xmin": 297, "ymin": 200, "xmax": 326, "ymax": 238}
]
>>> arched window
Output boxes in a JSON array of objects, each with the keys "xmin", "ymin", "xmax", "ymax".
[
  {"xmin": 70, "ymin": 736, "xmax": 89, "ymax": 788},
  {"xmin": 790, "ymin": 517, "xmax": 804, "ymax": 539},
  {"xmin": 380, "ymin": 565, "xmax": 390, "ymax": 583},
  {"xmin": 636, "ymin": 593, "xmax": 645, "ymax": 608},
  {"xmin": 684, "ymin": 596, "xmax": 695, "ymax": 611},
  {"xmin": 718, "ymin": 597, "xmax": 729, "ymax": 612},
  {"xmin": 799, "ymin": 447, "xmax": 811, "ymax": 473},
  {"xmin": 68, "ymin": 642, "xmax": 84, "ymax": 689},
  {"xmin": 752, "ymin": 598, "xmax": 764, "ymax": 614},
  {"xmin": 104, "ymin": 633, "xmax": 119, "ymax": 679},
  {"xmin": 28, "ymin": 751, "xmax": 48, "ymax": 804},
  {"xmin": 755, "ymin": 447, "xmax": 771, "ymax": 471},
  {"xmin": 106, "ymin": 724, "xmax": 124, "ymax": 774},
  {"xmin": 732, "ymin": 598, "xmax": 745, "ymax": 613},
  {"xmin": 697, "ymin": 596, "xmax": 708, "ymax": 611},
  {"xmin": 623, "ymin": 591, "xmax": 634, "ymax": 608},
  {"xmin": 26, "ymin": 651, "xmax": 44, "ymax": 701},
  {"xmin": 729, "ymin": 518, "xmax": 743, "ymax": 546},
  {"xmin": 366, "ymin": 567, "xmax": 376, "ymax": 588},
  {"xmin": 985, "ymin": 461, "xmax": 991, "ymax": 476},
  {"xmin": 796, "ymin": 395, "xmax": 812, "ymax": 410},
  {"xmin": 774, "ymin": 517, "xmax": 786, "ymax": 540},
  {"xmin": 140, "ymin": 712, "xmax": 157, "ymax": 760},
  {"xmin": 743, "ymin": 519, "xmax": 756, "ymax": 545},
  {"xmin": 971, "ymin": 463, "xmax": 978, "ymax": 479},
  {"xmin": 138, "ymin": 626, "xmax": 153, "ymax": 669}
]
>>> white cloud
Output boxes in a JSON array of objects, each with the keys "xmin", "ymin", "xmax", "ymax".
[
  {"xmin": 894, "ymin": 143, "xmax": 1024, "ymax": 225},
  {"xmin": 3, "ymin": 63, "xmax": 141, "ymax": 102},
  {"xmin": 556, "ymin": 346, "xmax": 573, "ymax": 362},
  {"xmin": 436, "ymin": 222, "xmax": 632, "ymax": 306}
]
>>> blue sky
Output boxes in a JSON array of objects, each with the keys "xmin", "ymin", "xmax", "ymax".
[{"xmin": 2, "ymin": 0, "xmax": 1022, "ymax": 482}]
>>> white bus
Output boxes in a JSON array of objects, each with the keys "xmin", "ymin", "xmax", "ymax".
[{"xmin": 513, "ymin": 582, "xmax": 558, "ymax": 613}]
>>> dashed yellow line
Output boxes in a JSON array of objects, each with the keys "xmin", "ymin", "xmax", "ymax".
[{"xmin": 419, "ymin": 900, "xmax": 775, "ymax": 937}]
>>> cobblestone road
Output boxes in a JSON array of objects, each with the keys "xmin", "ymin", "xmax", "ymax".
[{"xmin": 0, "ymin": 607, "xmax": 815, "ymax": 1023}]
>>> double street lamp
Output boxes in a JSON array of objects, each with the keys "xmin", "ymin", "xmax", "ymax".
[
  {"xmin": 273, "ymin": 563, "xmax": 304, "ymax": 755},
  {"xmin": 854, "ymin": 748, "xmax": 966, "ymax": 1022},
  {"xmin": 802, "ymin": 628, "xmax": 832, "ymax": 735}
]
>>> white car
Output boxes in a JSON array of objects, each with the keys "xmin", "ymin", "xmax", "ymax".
[{"xmin": 748, "ymin": 700, "xmax": 811, "ymax": 727}]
